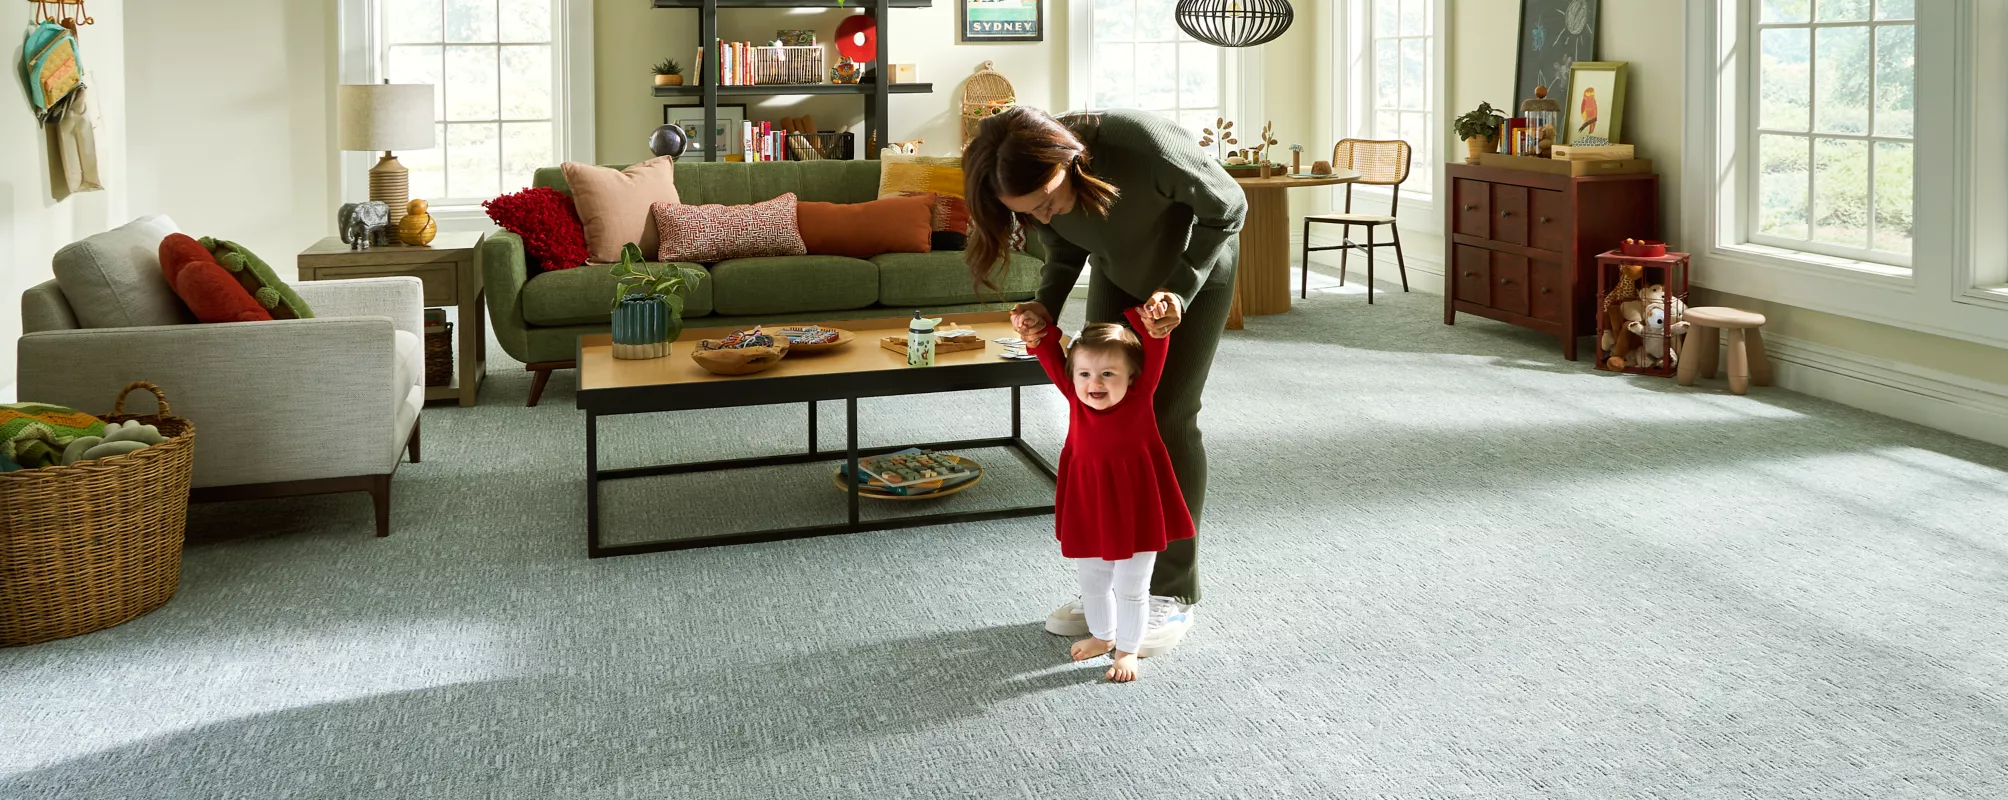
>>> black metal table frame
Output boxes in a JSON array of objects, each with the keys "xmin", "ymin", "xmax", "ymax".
[{"xmin": 581, "ymin": 359, "xmax": 1059, "ymax": 558}]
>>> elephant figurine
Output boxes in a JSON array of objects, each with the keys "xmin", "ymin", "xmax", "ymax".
[{"xmin": 338, "ymin": 201, "xmax": 392, "ymax": 250}]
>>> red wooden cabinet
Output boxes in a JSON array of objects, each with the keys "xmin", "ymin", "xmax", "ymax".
[{"xmin": 1442, "ymin": 163, "xmax": 1659, "ymax": 361}]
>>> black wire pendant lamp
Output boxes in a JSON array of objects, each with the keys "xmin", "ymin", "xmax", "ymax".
[{"xmin": 1176, "ymin": 0, "xmax": 1295, "ymax": 48}]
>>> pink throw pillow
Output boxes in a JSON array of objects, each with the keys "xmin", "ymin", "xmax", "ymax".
[
  {"xmin": 562, "ymin": 157, "xmax": 681, "ymax": 263},
  {"xmin": 653, "ymin": 193, "xmax": 808, "ymax": 263}
]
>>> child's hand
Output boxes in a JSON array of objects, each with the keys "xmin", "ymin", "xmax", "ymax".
[
  {"xmin": 1011, "ymin": 301, "xmax": 1054, "ymax": 346},
  {"xmin": 1138, "ymin": 292, "xmax": 1182, "ymax": 338}
]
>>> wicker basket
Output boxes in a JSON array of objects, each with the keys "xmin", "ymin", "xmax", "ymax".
[
  {"xmin": 960, "ymin": 61, "xmax": 1017, "ymax": 147},
  {"xmin": 0, "ymin": 382, "xmax": 196, "ymax": 647},
  {"xmin": 425, "ymin": 320, "xmax": 453, "ymax": 387}
]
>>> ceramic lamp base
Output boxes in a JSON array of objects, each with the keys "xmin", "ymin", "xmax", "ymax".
[{"xmin": 370, "ymin": 153, "xmax": 410, "ymax": 226}]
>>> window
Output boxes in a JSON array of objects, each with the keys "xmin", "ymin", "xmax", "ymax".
[
  {"xmin": 1334, "ymin": 0, "xmax": 1435, "ymax": 203},
  {"xmin": 379, "ymin": 0, "xmax": 562, "ymax": 207},
  {"xmin": 1749, "ymin": 0, "xmax": 1914, "ymax": 267},
  {"xmin": 1083, "ymin": 0, "xmax": 1226, "ymax": 138}
]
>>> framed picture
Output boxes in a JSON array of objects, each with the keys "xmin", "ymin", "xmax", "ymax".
[
  {"xmin": 663, "ymin": 103, "xmax": 748, "ymax": 157},
  {"xmin": 960, "ymin": 0, "xmax": 1042, "ymax": 43},
  {"xmin": 1563, "ymin": 61, "xmax": 1626, "ymax": 145},
  {"xmin": 1514, "ymin": 0, "xmax": 1599, "ymax": 116}
]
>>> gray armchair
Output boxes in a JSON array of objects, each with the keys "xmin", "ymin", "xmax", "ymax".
[{"xmin": 14, "ymin": 216, "xmax": 424, "ymax": 536}]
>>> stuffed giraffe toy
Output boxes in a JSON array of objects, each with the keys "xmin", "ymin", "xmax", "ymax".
[{"xmin": 1599, "ymin": 262, "xmax": 1645, "ymax": 370}]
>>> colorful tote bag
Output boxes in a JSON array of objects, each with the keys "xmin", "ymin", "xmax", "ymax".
[{"xmin": 23, "ymin": 21, "xmax": 83, "ymax": 120}]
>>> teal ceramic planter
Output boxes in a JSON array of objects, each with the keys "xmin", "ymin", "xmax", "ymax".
[{"xmin": 611, "ymin": 294, "xmax": 679, "ymax": 359}]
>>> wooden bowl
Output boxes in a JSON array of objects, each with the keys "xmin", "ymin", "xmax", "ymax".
[
  {"xmin": 777, "ymin": 327, "xmax": 855, "ymax": 354},
  {"xmin": 691, "ymin": 338, "xmax": 790, "ymax": 375}
]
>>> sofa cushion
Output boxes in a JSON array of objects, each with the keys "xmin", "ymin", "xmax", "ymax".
[
  {"xmin": 797, "ymin": 195, "xmax": 933, "ymax": 259},
  {"xmin": 392, "ymin": 329, "xmax": 423, "ymax": 394},
  {"xmin": 652, "ymin": 193, "xmax": 807, "ymax": 262},
  {"xmin": 709, "ymin": 256, "xmax": 878, "ymax": 316},
  {"xmin": 536, "ymin": 161, "xmax": 881, "ymax": 207},
  {"xmin": 522, "ymin": 261, "xmax": 713, "ymax": 327},
  {"xmin": 51, "ymin": 214, "xmax": 194, "ymax": 328},
  {"xmin": 158, "ymin": 234, "xmax": 273, "ymax": 324},
  {"xmin": 483, "ymin": 186, "xmax": 590, "ymax": 273},
  {"xmin": 203, "ymin": 238, "xmax": 314, "ymax": 320},
  {"xmin": 562, "ymin": 157, "xmax": 680, "ymax": 263},
  {"xmin": 873, "ymin": 251, "xmax": 1042, "ymax": 307}
]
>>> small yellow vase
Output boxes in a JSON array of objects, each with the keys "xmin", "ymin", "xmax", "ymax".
[{"xmin": 399, "ymin": 199, "xmax": 437, "ymax": 246}]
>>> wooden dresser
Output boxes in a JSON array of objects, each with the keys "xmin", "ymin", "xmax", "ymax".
[{"xmin": 1442, "ymin": 163, "xmax": 1659, "ymax": 360}]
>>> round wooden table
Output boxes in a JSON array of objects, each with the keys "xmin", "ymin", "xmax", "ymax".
[{"xmin": 1227, "ymin": 170, "xmax": 1361, "ymax": 329}]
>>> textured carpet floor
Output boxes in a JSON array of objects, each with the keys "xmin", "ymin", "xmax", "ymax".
[{"xmin": 5, "ymin": 271, "xmax": 2008, "ymax": 799}]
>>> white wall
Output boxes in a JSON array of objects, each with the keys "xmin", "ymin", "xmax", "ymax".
[
  {"xmin": 124, "ymin": 0, "xmax": 339, "ymax": 268},
  {"xmin": 595, "ymin": 3, "xmax": 1067, "ymax": 164},
  {"xmin": 3, "ymin": 2, "xmax": 129, "ymax": 402}
]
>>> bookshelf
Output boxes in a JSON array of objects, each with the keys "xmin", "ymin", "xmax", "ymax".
[{"xmin": 663, "ymin": 0, "xmax": 932, "ymax": 161}]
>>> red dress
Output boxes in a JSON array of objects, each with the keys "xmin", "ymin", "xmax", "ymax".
[{"xmin": 1032, "ymin": 307, "xmax": 1196, "ymax": 561}]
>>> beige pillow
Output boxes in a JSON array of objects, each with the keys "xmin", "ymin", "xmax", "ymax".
[{"xmin": 562, "ymin": 157, "xmax": 681, "ymax": 263}]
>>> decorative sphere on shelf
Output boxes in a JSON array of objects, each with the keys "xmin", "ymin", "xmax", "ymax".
[{"xmin": 649, "ymin": 124, "xmax": 688, "ymax": 159}]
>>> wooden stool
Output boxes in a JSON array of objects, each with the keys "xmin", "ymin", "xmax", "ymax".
[{"xmin": 1677, "ymin": 307, "xmax": 1773, "ymax": 395}]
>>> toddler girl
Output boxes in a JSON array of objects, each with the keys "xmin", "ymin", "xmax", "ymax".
[{"xmin": 1029, "ymin": 301, "xmax": 1195, "ymax": 682}]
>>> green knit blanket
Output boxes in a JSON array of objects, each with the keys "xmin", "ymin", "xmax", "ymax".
[{"xmin": 1, "ymin": 402, "xmax": 106, "ymax": 469}]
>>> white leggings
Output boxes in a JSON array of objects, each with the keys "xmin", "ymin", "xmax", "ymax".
[{"xmin": 1075, "ymin": 552, "xmax": 1158, "ymax": 655}]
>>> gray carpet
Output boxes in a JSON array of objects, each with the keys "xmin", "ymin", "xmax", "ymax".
[{"xmin": 5, "ymin": 269, "xmax": 2008, "ymax": 799}]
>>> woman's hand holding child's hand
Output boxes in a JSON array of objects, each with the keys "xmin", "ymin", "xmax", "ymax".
[
  {"xmin": 1011, "ymin": 301, "xmax": 1054, "ymax": 347},
  {"xmin": 1138, "ymin": 292, "xmax": 1182, "ymax": 339}
]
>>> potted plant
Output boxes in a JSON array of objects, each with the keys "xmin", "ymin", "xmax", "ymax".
[
  {"xmin": 608, "ymin": 243, "xmax": 704, "ymax": 360},
  {"xmin": 1455, "ymin": 102, "xmax": 1508, "ymax": 163},
  {"xmin": 653, "ymin": 59, "xmax": 683, "ymax": 87}
]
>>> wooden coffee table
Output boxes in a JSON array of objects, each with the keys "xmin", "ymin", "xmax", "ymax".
[{"xmin": 575, "ymin": 312, "xmax": 1059, "ymax": 558}]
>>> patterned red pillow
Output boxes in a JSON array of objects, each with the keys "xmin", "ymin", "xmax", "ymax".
[
  {"xmin": 483, "ymin": 187, "xmax": 590, "ymax": 273},
  {"xmin": 652, "ymin": 193, "xmax": 808, "ymax": 262}
]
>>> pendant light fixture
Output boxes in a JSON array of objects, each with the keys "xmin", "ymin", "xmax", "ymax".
[{"xmin": 1175, "ymin": 0, "xmax": 1294, "ymax": 48}]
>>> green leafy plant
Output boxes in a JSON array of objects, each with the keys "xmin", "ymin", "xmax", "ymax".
[
  {"xmin": 609, "ymin": 243, "xmax": 703, "ymax": 310},
  {"xmin": 652, "ymin": 59, "xmax": 682, "ymax": 76},
  {"xmin": 1454, "ymin": 102, "xmax": 1509, "ymax": 141}
]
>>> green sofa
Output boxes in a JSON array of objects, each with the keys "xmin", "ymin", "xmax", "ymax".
[{"xmin": 480, "ymin": 160, "xmax": 1047, "ymax": 405}]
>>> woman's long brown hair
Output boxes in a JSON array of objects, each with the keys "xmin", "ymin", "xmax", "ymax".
[{"xmin": 962, "ymin": 107, "xmax": 1119, "ymax": 293}]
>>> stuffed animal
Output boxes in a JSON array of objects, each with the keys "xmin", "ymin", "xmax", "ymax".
[
  {"xmin": 338, "ymin": 201, "xmax": 392, "ymax": 250},
  {"xmin": 1599, "ymin": 263, "xmax": 1645, "ymax": 369},
  {"xmin": 1624, "ymin": 283, "xmax": 1690, "ymax": 369}
]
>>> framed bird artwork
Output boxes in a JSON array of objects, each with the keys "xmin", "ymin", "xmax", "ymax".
[{"xmin": 1564, "ymin": 61, "xmax": 1628, "ymax": 146}]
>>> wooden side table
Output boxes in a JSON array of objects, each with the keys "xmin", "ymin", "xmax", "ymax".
[
  {"xmin": 297, "ymin": 232, "xmax": 486, "ymax": 406},
  {"xmin": 1227, "ymin": 170, "xmax": 1360, "ymax": 330}
]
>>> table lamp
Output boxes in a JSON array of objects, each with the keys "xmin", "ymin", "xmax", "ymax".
[{"xmin": 338, "ymin": 81, "xmax": 435, "ymax": 226}]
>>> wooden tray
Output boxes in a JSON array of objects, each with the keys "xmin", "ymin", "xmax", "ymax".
[
  {"xmin": 1475, "ymin": 153, "xmax": 1653, "ymax": 176},
  {"xmin": 879, "ymin": 325, "xmax": 986, "ymax": 356},
  {"xmin": 777, "ymin": 327, "xmax": 856, "ymax": 353}
]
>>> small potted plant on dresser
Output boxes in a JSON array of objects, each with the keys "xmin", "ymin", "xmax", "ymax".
[
  {"xmin": 609, "ymin": 243, "xmax": 704, "ymax": 360},
  {"xmin": 1454, "ymin": 102, "xmax": 1508, "ymax": 164},
  {"xmin": 653, "ymin": 59, "xmax": 683, "ymax": 87}
]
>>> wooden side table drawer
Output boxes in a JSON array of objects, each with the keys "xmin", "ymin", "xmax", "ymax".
[
  {"xmin": 298, "ymin": 263, "xmax": 459, "ymax": 305},
  {"xmin": 1529, "ymin": 258, "xmax": 1569, "ymax": 323},
  {"xmin": 1490, "ymin": 252, "xmax": 1530, "ymax": 316},
  {"xmin": 1453, "ymin": 245, "xmax": 1492, "ymax": 306}
]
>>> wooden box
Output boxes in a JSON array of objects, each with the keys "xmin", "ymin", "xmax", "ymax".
[{"xmin": 1552, "ymin": 144, "xmax": 1636, "ymax": 161}]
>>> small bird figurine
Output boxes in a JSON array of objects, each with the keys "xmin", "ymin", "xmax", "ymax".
[
  {"xmin": 399, "ymin": 199, "xmax": 437, "ymax": 246},
  {"xmin": 1578, "ymin": 86, "xmax": 1599, "ymax": 135}
]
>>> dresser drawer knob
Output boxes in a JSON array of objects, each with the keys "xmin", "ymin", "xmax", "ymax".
[
  {"xmin": 1462, "ymin": 204, "xmax": 1477, "ymax": 211},
  {"xmin": 1498, "ymin": 278, "xmax": 1510, "ymax": 285},
  {"xmin": 1538, "ymin": 216, "xmax": 1551, "ymax": 223},
  {"xmin": 1540, "ymin": 287, "xmax": 1552, "ymax": 294},
  {"xmin": 1463, "ymin": 271, "xmax": 1476, "ymax": 278},
  {"xmin": 1499, "ymin": 211, "xmax": 1513, "ymax": 217}
]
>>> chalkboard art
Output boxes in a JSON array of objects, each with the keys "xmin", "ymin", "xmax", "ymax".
[{"xmin": 1515, "ymin": 0, "xmax": 1598, "ymax": 114}]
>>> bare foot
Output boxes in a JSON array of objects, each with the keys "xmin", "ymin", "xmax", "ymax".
[
  {"xmin": 1106, "ymin": 651, "xmax": 1140, "ymax": 682},
  {"xmin": 1070, "ymin": 637, "xmax": 1114, "ymax": 662}
]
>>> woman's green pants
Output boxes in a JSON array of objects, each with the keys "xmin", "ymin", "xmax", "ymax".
[{"xmin": 1080, "ymin": 255, "xmax": 1236, "ymax": 605}]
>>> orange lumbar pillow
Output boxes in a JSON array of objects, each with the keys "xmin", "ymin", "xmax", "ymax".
[
  {"xmin": 158, "ymin": 233, "xmax": 273, "ymax": 323},
  {"xmin": 795, "ymin": 195, "xmax": 934, "ymax": 259}
]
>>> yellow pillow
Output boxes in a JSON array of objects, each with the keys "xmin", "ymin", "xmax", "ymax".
[{"xmin": 876, "ymin": 150, "xmax": 964, "ymax": 199}]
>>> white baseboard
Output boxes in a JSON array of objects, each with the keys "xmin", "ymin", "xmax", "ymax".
[{"xmin": 1757, "ymin": 334, "xmax": 2008, "ymax": 450}]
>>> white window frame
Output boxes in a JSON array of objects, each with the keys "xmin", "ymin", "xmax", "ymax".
[
  {"xmin": 337, "ymin": 0, "xmax": 595, "ymax": 221},
  {"xmin": 1743, "ymin": 6, "xmax": 1915, "ymax": 271},
  {"xmin": 1683, "ymin": 0, "xmax": 2008, "ymax": 348},
  {"xmin": 1332, "ymin": 0, "xmax": 1443, "ymax": 208},
  {"xmin": 1066, "ymin": 1, "xmax": 1250, "ymax": 141}
]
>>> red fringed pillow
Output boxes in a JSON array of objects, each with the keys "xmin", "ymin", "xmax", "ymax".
[{"xmin": 484, "ymin": 187, "xmax": 590, "ymax": 273}]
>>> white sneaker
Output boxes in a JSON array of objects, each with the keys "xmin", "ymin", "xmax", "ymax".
[
  {"xmin": 1044, "ymin": 598, "xmax": 1088, "ymax": 636},
  {"xmin": 1136, "ymin": 597, "xmax": 1196, "ymax": 658}
]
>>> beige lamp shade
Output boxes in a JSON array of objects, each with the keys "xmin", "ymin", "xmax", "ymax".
[{"xmin": 336, "ymin": 83, "xmax": 436, "ymax": 152}]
